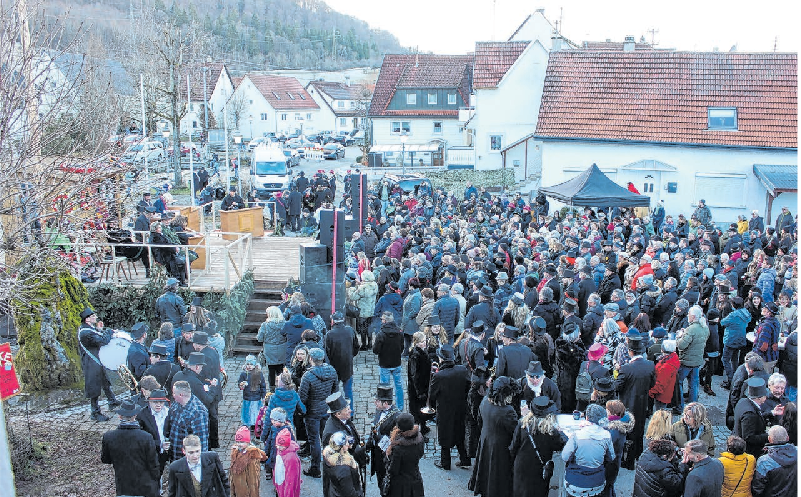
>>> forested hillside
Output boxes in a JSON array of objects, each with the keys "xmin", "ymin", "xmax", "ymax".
[{"xmin": 41, "ymin": 0, "xmax": 405, "ymax": 70}]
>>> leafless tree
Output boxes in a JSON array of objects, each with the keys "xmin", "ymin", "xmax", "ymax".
[{"xmin": 226, "ymin": 91, "xmax": 249, "ymax": 132}]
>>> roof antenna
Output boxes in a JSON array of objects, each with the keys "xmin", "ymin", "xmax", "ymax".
[
  {"xmin": 492, "ymin": 0, "xmax": 497, "ymax": 41},
  {"xmin": 774, "ymin": 36, "xmax": 778, "ymax": 52}
]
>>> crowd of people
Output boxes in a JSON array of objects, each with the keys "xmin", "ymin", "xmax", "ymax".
[{"xmin": 83, "ymin": 173, "xmax": 798, "ymax": 497}]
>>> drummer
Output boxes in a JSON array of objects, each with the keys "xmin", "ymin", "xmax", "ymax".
[{"xmin": 78, "ymin": 307, "xmax": 121, "ymax": 421}]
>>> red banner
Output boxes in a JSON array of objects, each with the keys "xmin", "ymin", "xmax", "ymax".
[{"xmin": 0, "ymin": 342, "xmax": 21, "ymax": 400}]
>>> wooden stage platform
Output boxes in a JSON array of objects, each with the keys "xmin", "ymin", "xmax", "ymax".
[{"xmin": 93, "ymin": 234, "xmax": 316, "ymax": 292}]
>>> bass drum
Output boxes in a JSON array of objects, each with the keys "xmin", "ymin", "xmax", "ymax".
[{"xmin": 98, "ymin": 333, "xmax": 132, "ymax": 371}]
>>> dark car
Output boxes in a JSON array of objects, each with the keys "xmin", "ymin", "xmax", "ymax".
[
  {"xmin": 322, "ymin": 142, "xmax": 345, "ymax": 160},
  {"xmin": 383, "ymin": 174, "xmax": 433, "ymax": 196}
]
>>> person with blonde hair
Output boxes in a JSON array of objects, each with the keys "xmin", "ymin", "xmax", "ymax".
[
  {"xmin": 322, "ymin": 431, "xmax": 362, "ymax": 497},
  {"xmin": 510, "ymin": 396, "xmax": 566, "ymax": 497},
  {"xmin": 671, "ymin": 402, "xmax": 716, "ymax": 456},
  {"xmin": 645, "ymin": 409, "xmax": 673, "ymax": 443},
  {"xmin": 258, "ymin": 306, "xmax": 287, "ymax": 389}
]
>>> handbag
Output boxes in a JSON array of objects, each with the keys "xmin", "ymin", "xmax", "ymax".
[
  {"xmin": 525, "ymin": 427, "xmax": 555, "ymax": 483},
  {"xmin": 346, "ymin": 303, "xmax": 360, "ymax": 318}
]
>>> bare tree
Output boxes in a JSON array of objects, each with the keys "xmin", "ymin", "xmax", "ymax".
[{"xmin": 226, "ymin": 90, "xmax": 249, "ymax": 132}]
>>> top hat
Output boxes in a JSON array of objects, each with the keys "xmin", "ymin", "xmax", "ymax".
[
  {"xmin": 437, "ymin": 344, "xmax": 455, "ymax": 361},
  {"xmin": 149, "ymin": 343, "xmax": 168, "ymax": 356},
  {"xmin": 116, "ymin": 399, "xmax": 142, "ymax": 417},
  {"xmin": 587, "ymin": 343, "xmax": 608, "ymax": 361},
  {"xmin": 326, "ymin": 392, "xmax": 350, "ymax": 413},
  {"xmin": 191, "ymin": 331, "xmax": 209, "ymax": 345},
  {"xmin": 525, "ymin": 361, "xmax": 544, "ymax": 377},
  {"xmin": 471, "ymin": 320, "xmax": 485, "ymax": 334},
  {"xmin": 375, "ymin": 384, "xmax": 394, "ymax": 402},
  {"xmin": 130, "ymin": 322, "xmax": 148, "ymax": 340},
  {"xmin": 181, "ymin": 323, "xmax": 195, "ymax": 333},
  {"xmin": 503, "ymin": 326, "xmax": 519, "ymax": 339},
  {"xmin": 187, "ymin": 352, "xmax": 206, "ymax": 367},
  {"xmin": 480, "ymin": 286, "xmax": 494, "ymax": 298},
  {"xmin": 530, "ymin": 396, "xmax": 557, "ymax": 417},
  {"xmin": 746, "ymin": 377, "xmax": 768, "ymax": 398},
  {"xmin": 594, "ymin": 376, "xmax": 615, "ymax": 393},
  {"xmin": 80, "ymin": 307, "xmax": 96, "ymax": 320},
  {"xmin": 192, "ymin": 297, "xmax": 202, "ymax": 306},
  {"xmin": 147, "ymin": 389, "xmax": 169, "ymax": 402}
]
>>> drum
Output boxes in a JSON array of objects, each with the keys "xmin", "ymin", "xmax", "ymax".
[{"xmin": 98, "ymin": 332, "xmax": 132, "ymax": 370}]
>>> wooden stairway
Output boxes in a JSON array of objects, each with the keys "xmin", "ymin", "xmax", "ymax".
[{"xmin": 231, "ymin": 279, "xmax": 285, "ymax": 355}]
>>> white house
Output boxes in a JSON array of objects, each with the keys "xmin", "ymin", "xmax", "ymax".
[
  {"xmin": 229, "ymin": 74, "xmax": 320, "ymax": 138},
  {"xmin": 178, "ymin": 63, "xmax": 235, "ymax": 137},
  {"xmin": 305, "ymin": 80, "xmax": 369, "ymax": 134},
  {"xmin": 501, "ymin": 50, "xmax": 798, "ymax": 223},
  {"xmin": 368, "ymin": 53, "xmax": 473, "ymax": 167}
]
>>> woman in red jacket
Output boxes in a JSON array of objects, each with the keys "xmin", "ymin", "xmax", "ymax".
[{"xmin": 649, "ymin": 339, "xmax": 680, "ymax": 411}]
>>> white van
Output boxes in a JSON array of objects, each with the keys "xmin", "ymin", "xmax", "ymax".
[
  {"xmin": 122, "ymin": 140, "xmax": 164, "ymax": 164},
  {"xmin": 251, "ymin": 143, "xmax": 293, "ymax": 198}
]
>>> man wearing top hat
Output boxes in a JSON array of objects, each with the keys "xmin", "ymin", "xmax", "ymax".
[
  {"xmin": 127, "ymin": 322, "xmax": 151, "ymax": 384},
  {"xmin": 428, "ymin": 344, "xmax": 471, "ymax": 470},
  {"xmin": 137, "ymin": 388, "xmax": 173, "ymax": 474},
  {"xmin": 324, "ymin": 312, "xmax": 360, "ymax": 412},
  {"xmin": 78, "ymin": 307, "xmax": 121, "ymax": 421},
  {"xmin": 734, "ymin": 377, "xmax": 783, "ymax": 456},
  {"xmin": 156, "ymin": 277, "xmax": 187, "ymax": 328},
  {"xmin": 322, "ymin": 391, "xmax": 368, "ymax": 491},
  {"xmin": 614, "ymin": 333, "xmax": 655, "ymax": 466},
  {"xmin": 366, "ymin": 384, "xmax": 401, "ymax": 488},
  {"xmin": 465, "ymin": 286, "xmax": 501, "ymax": 332},
  {"xmin": 172, "ymin": 353, "xmax": 216, "ymax": 413},
  {"xmin": 188, "ymin": 336, "xmax": 222, "ymax": 450},
  {"xmin": 133, "ymin": 205, "xmax": 155, "ymax": 278},
  {"xmin": 495, "ymin": 325, "xmax": 534, "ymax": 380},
  {"xmin": 144, "ymin": 343, "xmax": 182, "ymax": 399},
  {"xmin": 175, "ymin": 323, "xmax": 196, "ymax": 367},
  {"xmin": 101, "ymin": 399, "xmax": 161, "ymax": 497},
  {"xmin": 516, "ymin": 361, "xmax": 561, "ymax": 415}
]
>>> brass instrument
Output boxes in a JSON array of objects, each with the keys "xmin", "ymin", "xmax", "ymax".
[
  {"xmin": 118, "ymin": 364, "xmax": 139, "ymax": 393},
  {"xmin": 220, "ymin": 368, "xmax": 228, "ymax": 389}
]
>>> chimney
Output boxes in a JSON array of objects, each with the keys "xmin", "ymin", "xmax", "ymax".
[
  {"xmin": 415, "ymin": 52, "xmax": 419, "ymax": 67},
  {"xmin": 623, "ymin": 36, "xmax": 635, "ymax": 52},
  {"xmin": 535, "ymin": 8, "xmax": 544, "ymax": 13},
  {"xmin": 551, "ymin": 36, "xmax": 563, "ymax": 52}
]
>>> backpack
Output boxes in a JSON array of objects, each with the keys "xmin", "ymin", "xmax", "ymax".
[{"xmin": 575, "ymin": 362, "xmax": 593, "ymax": 403}]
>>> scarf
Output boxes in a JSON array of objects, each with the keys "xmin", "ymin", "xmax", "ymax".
[{"xmin": 386, "ymin": 425, "xmax": 422, "ymax": 456}]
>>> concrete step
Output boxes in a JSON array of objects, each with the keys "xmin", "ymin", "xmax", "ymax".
[{"xmin": 231, "ymin": 344, "xmax": 262, "ymax": 355}]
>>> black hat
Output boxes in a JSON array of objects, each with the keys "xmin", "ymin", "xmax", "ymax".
[
  {"xmin": 375, "ymin": 384, "xmax": 394, "ymax": 402},
  {"xmin": 525, "ymin": 361, "xmax": 544, "ymax": 377},
  {"xmin": 144, "ymin": 206, "xmax": 157, "ymax": 213},
  {"xmin": 147, "ymin": 389, "xmax": 169, "ymax": 402},
  {"xmin": 427, "ymin": 315, "xmax": 441, "ymax": 326},
  {"xmin": 437, "ymin": 344, "xmax": 455, "ymax": 361},
  {"xmin": 480, "ymin": 286, "xmax": 494, "ymax": 298},
  {"xmin": 529, "ymin": 316, "xmax": 546, "ymax": 332},
  {"xmin": 746, "ymin": 377, "xmax": 768, "ymax": 399},
  {"xmin": 187, "ymin": 352, "xmax": 206, "ymax": 367},
  {"xmin": 471, "ymin": 320, "xmax": 485, "ymax": 334},
  {"xmin": 80, "ymin": 307, "xmax": 96, "ymax": 320},
  {"xmin": 562, "ymin": 269, "xmax": 575, "ymax": 279},
  {"xmin": 594, "ymin": 376, "xmax": 615, "ymax": 393},
  {"xmin": 181, "ymin": 323, "xmax": 195, "ymax": 333},
  {"xmin": 326, "ymin": 392, "xmax": 349, "ymax": 413},
  {"xmin": 396, "ymin": 412, "xmax": 415, "ymax": 432},
  {"xmin": 563, "ymin": 298, "xmax": 578, "ymax": 312},
  {"xmin": 149, "ymin": 343, "xmax": 168, "ymax": 356},
  {"xmin": 503, "ymin": 326, "xmax": 519, "ymax": 339},
  {"xmin": 130, "ymin": 322, "xmax": 148, "ymax": 340},
  {"xmin": 530, "ymin": 396, "xmax": 557, "ymax": 417},
  {"xmin": 606, "ymin": 262, "xmax": 617, "ymax": 272},
  {"xmin": 331, "ymin": 311, "xmax": 345, "ymax": 323},
  {"xmin": 446, "ymin": 264, "xmax": 457, "ymax": 274},
  {"xmin": 116, "ymin": 399, "xmax": 142, "ymax": 417},
  {"xmin": 191, "ymin": 331, "xmax": 209, "ymax": 345},
  {"xmin": 602, "ymin": 240, "xmax": 612, "ymax": 247},
  {"xmin": 651, "ymin": 327, "xmax": 667, "ymax": 339},
  {"xmin": 192, "ymin": 297, "xmax": 202, "ymax": 306},
  {"xmin": 764, "ymin": 302, "xmax": 779, "ymax": 314}
]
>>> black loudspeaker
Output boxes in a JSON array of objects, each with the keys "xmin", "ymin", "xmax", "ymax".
[
  {"xmin": 318, "ymin": 209, "xmax": 344, "ymax": 264},
  {"xmin": 299, "ymin": 243, "xmax": 328, "ymax": 283},
  {"xmin": 368, "ymin": 152, "xmax": 382, "ymax": 168},
  {"xmin": 343, "ymin": 217, "xmax": 359, "ymax": 242},
  {"xmin": 349, "ymin": 174, "xmax": 368, "ymax": 225},
  {"xmin": 301, "ymin": 280, "xmax": 346, "ymax": 325}
]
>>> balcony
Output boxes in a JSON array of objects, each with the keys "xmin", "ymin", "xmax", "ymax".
[{"xmin": 458, "ymin": 106, "xmax": 475, "ymax": 124}]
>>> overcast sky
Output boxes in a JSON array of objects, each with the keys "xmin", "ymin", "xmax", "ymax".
[{"xmin": 324, "ymin": 0, "xmax": 798, "ymax": 54}]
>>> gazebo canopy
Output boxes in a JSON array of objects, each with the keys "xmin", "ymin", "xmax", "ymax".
[{"xmin": 540, "ymin": 163, "xmax": 651, "ymax": 207}]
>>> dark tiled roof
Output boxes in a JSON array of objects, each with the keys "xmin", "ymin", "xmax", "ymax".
[
  {"xmin": 536, "ymin": 51, "xmax": 798, "ymax": 148},
  {"xmin": 178, "ymin": 63, "xmax": 228, "ymax": 101},
  {"xmin": 753, "ymin": 164, "xmax": 798, "ymax": 195},
  {"xmin": 246, "ymin": 74, "xmax": 319, "ymax": 110},
  {"xmin": 473, "ymin": 41, "xmax": 530, "ymax": 89},
  {"xmin": 369, "ymin": 54, "xmax": 473, "ymax": 118},
  {"xmin": 308, "ymin": 80, "xmax": 365, "ymax": 100},
  {"xmin": 580, "ymin": 41, "xmax": 656, "ymax": 51}
]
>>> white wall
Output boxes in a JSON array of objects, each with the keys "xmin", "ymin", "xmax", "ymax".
[
  {"xmin": 372, "ymin": 117, "xmax": 462, "ymax": 147},
  {"xmin": 472, "ymin": 40, "xmax": 549, "ymax": 172},
  {"xmin": 539, "ymin": 139, "xmax": 797, "ymax": 223},
  {"xmin": 307, "ymin": 88, "xmax": 338, "ymax": 132},
  {"xmin": 209, "ymin": 68, "xmax": 234, "ymax": 128},
  {"xmin": 509, "ymin": 11, "xmax": 557, "ymax": 44},
  {"xmin": 232, "ymin": 78, "xmax": 277, "ymax": 137}
]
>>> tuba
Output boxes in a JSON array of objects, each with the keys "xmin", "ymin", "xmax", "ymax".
[{"xmin": 118, "ymin": 364, "xmax": 139, "ymax": 393}]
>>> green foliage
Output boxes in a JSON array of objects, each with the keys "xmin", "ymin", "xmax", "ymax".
[
  {"xmin": 422, "ymin": 169, "xmax": 516, "ymax": 193},
  {"xmin": 204, "ymin": 270, "xmax": 254, "ymax": 355}
]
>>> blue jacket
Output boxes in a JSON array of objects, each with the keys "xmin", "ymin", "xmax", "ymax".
[
  {"xmin": 756, "ymin": 267, "xmax": 777, "ymax": 303},
  {"xmin": 155, "ymin": 291, "xmax": 187, "ymax": 327},
  {"xmin": 721, "ymin": 307, "xmax": 750, "ymax": 348},
  {"xmin": 401, "ymin": 290, "xmax": 422, "ymax": 335},
  {"xmin": 281, "ymin": 313, "xmax": 314, "ymax": 364},
  {"xmin": 266, "ymin": 387, "xmax": 306, "ymax": 425},
  {"xmin": 374, "ymin": 292, "xmax": 403, "ymax": 324},
  {"xmin": 432, "ymin": 295, "xmax": 460, "ymax": 339}
]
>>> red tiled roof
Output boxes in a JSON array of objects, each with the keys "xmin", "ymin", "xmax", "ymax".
[
  {"xmin": 535, "ymin": 51, "xmax": 798, "ymax": 148},
  {"xmin": 580, "ymin": 41, "xmax": 656, "ymax": 51},
  {"xmin": 369, "ymin": 54, "xmax": 473, "ymax": 117},
  {"xmin": 473, "ymin": 41, "xmax": 530, "ymax": 88},
  {"xmin": 232, "ymin": 76, "xmax": 243, "ymax": 89},
  {"xmin": 179, "ymin": 63, "xmax": 227, "ymax": 101},
  {"xmin": 246, "ymin": 74, "xmax": 319, "ymax": 110}
]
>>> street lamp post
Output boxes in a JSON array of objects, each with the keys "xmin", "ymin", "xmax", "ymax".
[
  {"xmin": 400, "ymin": 132, "xmax": 408, "ymax": 176},
  {"xmin": 233, "ymin": 133, "xmax": 242, "ymax": 197},
  {"xmin": 249, "ymin": 116, "xmax": 253, "ymax": 141}
]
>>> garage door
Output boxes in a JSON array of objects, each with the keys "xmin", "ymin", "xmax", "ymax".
[{"xmin": 694, "ymin": 173, "xmax": 747, "ymax": 208}]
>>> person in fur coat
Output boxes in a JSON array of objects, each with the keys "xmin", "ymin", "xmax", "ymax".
[
  {"xmin": 274, "ymin": 428, "xmax": 302, "ymax": 497},
  {"xmin": 384, "ymin": 413, "xmax": 425, "ymax": 497},
  {"xmin": 229, "ymin": 426, "xmax": 267, "ymax": 497},
  {"xmin": 600, "ymin": 400, "xmax": 635, "ymax": 497}
]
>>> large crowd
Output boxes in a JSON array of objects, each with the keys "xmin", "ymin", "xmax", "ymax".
[{"xmin": 81, "ymin": 174, "xmax": 797, "ymax": 497}]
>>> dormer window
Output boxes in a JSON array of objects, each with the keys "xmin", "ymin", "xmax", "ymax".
[
  {"xmin": 708, "ymin": 107, "xmax": 737, "ymax": 130},
  {"xmin": 299, "ymin": 94, "xmax": 305, "ymax": 100},
  {"xmin": 272, "ymin": 91, "xmax": 281, "ymax": 100},
  {"xmin": 406, "ymin": 93, "xmax": 416, "ymax": 105}
]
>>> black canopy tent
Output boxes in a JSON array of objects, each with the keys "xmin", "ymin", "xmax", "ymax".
[{"xmin": 539, "ymin": 163, "xmax": 651, "ymax": 208}]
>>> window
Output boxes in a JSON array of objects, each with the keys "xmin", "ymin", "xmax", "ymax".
[
  {"xmin": 192, "ymin": 121, "xmax": 197, "ymax": 128},
  {"xmin": 708, "ymin": 107, "xmax": 737, "ymax": 130},
  {"xmin": 406, "ymin": 93, "xmax": 416, "ymax": 105},
  {"xmin": 337, "ymin": 101, "xmax": 345, "ymax": 108},
  {"xmin": 391, "ymin": 121, "xmax": 411, "ymax": 134},
  {"xmin": 260, "ymin": 113, "xmax": 268, "ymax": 121},
  {"xmin": 428, "ymin": 93, "xmax": 437, "ymax": 105},
  {"xmin": 448, "ymin": 93, "xmax": 457, "ymax": 105},
  {"xmin": 433, "ymin": 121, "xmax": 443, "ymax": 134},
  {"xmin": 694, "ymin": 173, "xmax": 747, "ymax": 208},
  {"xmin": 306, "ymin": 113, "xmax": 312, "ymax": 120},
  {"xmin": 287, "ymin": 93, "xmax": 295, "ymax": 100},
  {"xmin": 299, "ymin": 94, "xmax": 305, "ymax": 100},
  {"xmin": 281, "ymin": 114, "xmax": 287, "ymax": 121},
  {"xmin": 490, "ymin": 135, "xmax": 503, "ymax": 151},
  {"xmin": 295, "ymin": 113, "xmax": 302, "ymax": 121},
  {"xmin": 340, "ymin": 118, "xmax": 347, "ymax": 126},
  {"xmin": 272, "ymin": 92, "xmax": 281, "ymax": 100},
  {"xmin": 350, "ymin": 101, "xmax": 356, "ymax": 108}
]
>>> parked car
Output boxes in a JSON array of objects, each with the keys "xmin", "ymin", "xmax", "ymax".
[
  {"xmin": 322, "ymin": 142, "xmax": 345, "ymax": 160},
  {"xmin": 248, "ymin": 137, "xmax": 267, "ymax": 151},
  {"xmin": 283, "ymin": 148, "xmax": 300, "ymax": 167},
  {"xmin": 167, "ymin": 142, "xmax": 200, "ymax": 161},
  {"xmin": 330, "ymin": 132, "xmax": 355, "ymax": 146},
  {"xmin": 383, "ymin": 173, "xmax": 433, "ymax": 195},
  {"xmin": 122, "ymin": 141, "xmax": 165, "ymax": 164}
]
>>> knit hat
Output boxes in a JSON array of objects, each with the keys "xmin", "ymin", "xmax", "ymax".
[
  {"xmin": 675, "ymin": 298, "xmax": 690, "ymax": 311},
  {"xmin": 235, "ymin": 426, "xmax": 251, "ymax": 443},
  {"xmin": 276, "ymin": 428, "xmax": 292, "ymax": 447},
  {"xmin": 309, "ymin": 348, "xmax": 325, "ymax": 361},
  {"xmin": 270, "ymin": 408, "xmax": 287, "ymax": 423},
  {"xmin": 586, "ymin": 404, "xmax": 606, "ymax": 424},
  {"xmin": 245, "ymin": 355, "xmax": 258, "ymax": 366}
]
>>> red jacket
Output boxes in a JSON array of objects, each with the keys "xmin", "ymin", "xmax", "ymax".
[
  {"xmin": 649, "ymin": 352, "xmax": 680, "ymax": 404},
  {"xmin": 631, "ymin": 263, "xmax": 655, "ymax": 290}
]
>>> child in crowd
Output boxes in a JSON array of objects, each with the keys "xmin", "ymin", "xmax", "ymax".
[
  {"xmin": 239, "ymin": 355, "xmax": 267, "ymax": 430},
  {"xmin": 229, "ymin": 425, "xmax": 267, "ymax": 497},
  {"xmin": 261, "ymin": 408, "xmax": 295, "ymax": 480},
  {"xmin": 274, "ymin": 428, "xmax": 302, "ymax": 497},
  {"xmin": 267, "ymin": 372, "xmax": 306, "ymax": 428}
]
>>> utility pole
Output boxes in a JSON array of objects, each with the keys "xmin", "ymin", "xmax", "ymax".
[
  {"xmin": 188, "ymin": 74, "xmax": 195, "ymax": 204},
  {"xmin": 140, "ymin": 74, "xmax": 149, "ymax": 179},
  {"xmin": 647, "ymin": 28, "xmax": 659, "ymax": 46}
]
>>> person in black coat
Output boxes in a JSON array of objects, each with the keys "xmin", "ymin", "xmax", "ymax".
[
  {"xmin": 167, "ymin": 435, "xmax": 230, "ymax": 497},
  {"xmin": 324, "ymin": 312, "xmax": 360, "ymax": 411},
  {"xmin": 384, "ymin": 413, "xmax": 425, "ymax": 497},
  {"xmin": 653, "ymin": 279, "xmax": 679, "ymax": 327},
  {"xmin": 516, "ymin": 361, "xmax": 561, "ymax": 414},
  {"xmin": 533, "ymin": 287, "xmax": 562, "ymax": 341},
  {"xmin": 287, "ymin": 188, "xmax": 303, "ymax": 232},
  {"xmin": 614, "ymin": 339, "xmax": 655, "ymax": 467},
  {"xmin": 428, "ymin": 344, "xmax": 470, "ymax": 469},
  {"xmin": 598, "ymin": 264, "xmax": 622, "ymax": 304},
  {"xmin": 322, "ymin": 392, "xmax": 367, "ymax": 496},
  {"xmin": 78, "ymin": 308, "xmax": 120, "ymax": 421},
  {"xmin": 220, "ymin": 187, "xmax": 244, "ymax": 211},
  {"xmin": 576, "ymin": 269, "xmax": 597, "ymax": 318},
  {"xmin": 133, "ymin": 207, "xmax": 154, "ymax": 277},
  {"xmin": 509, "ymin": 397, "xmax": 567, "ymax": 497},
  {"xmin": 582, "ymin": 296, "xmax": 605, "ymax": 347},
  {"xmin": 101, "ymin": 400, "xmax": 161, "ymax": 497},
  {"xmin": 496, "ymin": 326, "xmax": 535, "ymax": 380},
  {"xmin": 136, "ymin": 389, "xmax": 172, "ymax": 474},
  {"xmin": 681, "ymin": 439, "xmax": 724, "ymax": 497},
  {"xmin": 143, "ymin": 343, "xmax": 182, "ymax": 399},
  {"xmin": 407, "ymin": 332, "xmax": 432, "ymax": 435},
  {"xmin": 465, "ymin": 287, "xmax": 501, "ymax": 332},
  {"xmin": 733, "ymin": 377, "xmax": 772, "ymax": 456},
  {"xmin": 632, "ymin": 438, "xmax": 686, "ymax": 497}
]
